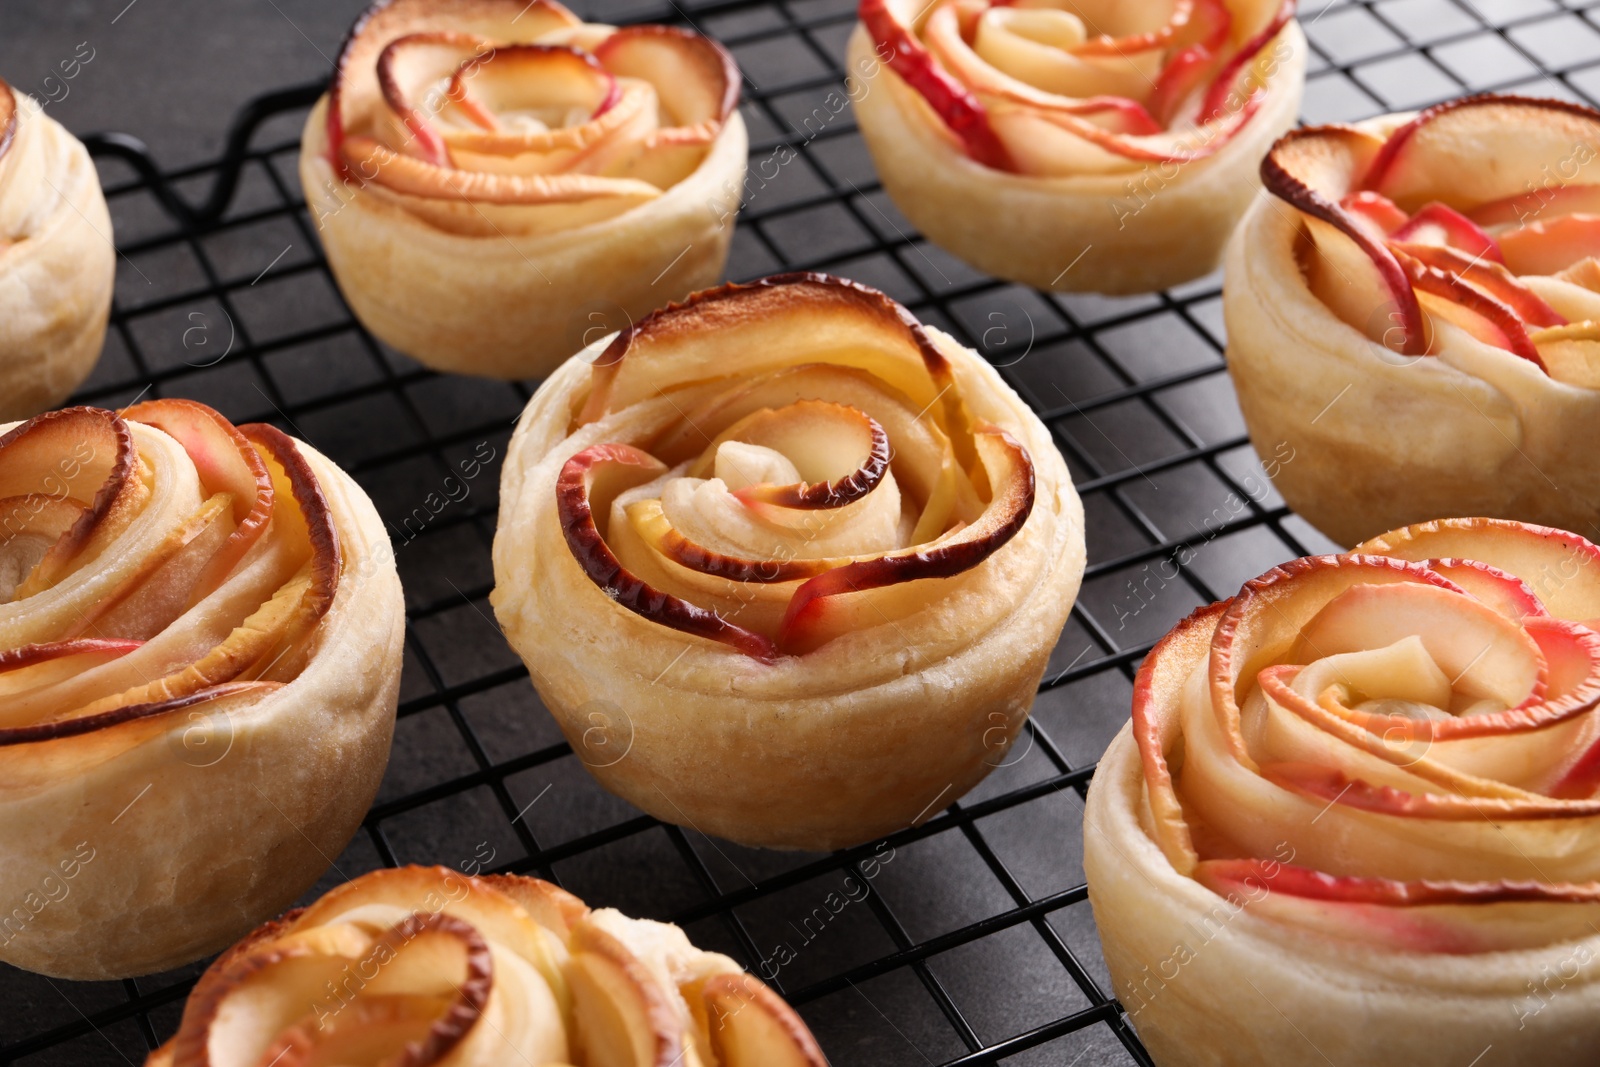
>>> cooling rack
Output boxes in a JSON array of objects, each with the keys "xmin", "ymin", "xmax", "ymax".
[{"xmin": 4, "ymin": 0, "xmax": 1600, "ymax": 1062}]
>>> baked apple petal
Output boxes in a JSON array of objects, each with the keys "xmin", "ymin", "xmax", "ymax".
[
  {"xmin": 1264, "ymin": 127, "xmax": 1425, "ymax": 354},
  {"xmin": 124, "ymin": 398, "xmax": 275, "ymax": 601},
  {"xmin": 777, "ymin": 425, "xmax": 1032, "ymax": 654},
  {"xmin": 594, "ymin": 25, "xmax": 739, "ymax": 128},
  {"xmin": 1363, "ymin": 95, "xmax": 1600, "ymax": 211},
  {"xmin": 559, "ymin": 444, "xmax": 778, "ymax": 661},
  {"xmin": 1355, "ymin": 517, "xmax": 1600, "ymax": 623},
  {"xmin": 2, "ymin": 406, "xmax": 140, "ymax": 598},
  {"xmin": 568, "ymin": 921, "xmax": 685, "ymax": 1067},
  {"xmin": 858, "ymin": 0, "xmax": 1015, "ymax": 171},
  {"xmin": 698, "ymin": 972, "xmax": 829, "ymax": 1067}
]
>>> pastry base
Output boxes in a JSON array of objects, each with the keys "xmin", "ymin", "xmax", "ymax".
[
  {"xmin": 1223, "ymin": 178, "xmax": 1600, "ymax": 547},
  {"xmin": 492, "ymin": 327, "xmax": 1086, "ymax": 851},
  {"xmin": 847, "ymin": 23, "xmax": 1305, "ymax": 294},
  {"xmin": 0, "ymin": 444, "xmax": 404, "ymax": 980},
  {"xmin": 0, "ymin": 98, "xmax": 114, "ymax": 421},
  {"xmin": 1085, "ymin": 725, "xmax": 1600, "ymax": 1067},
  {"xmin": 299, "ymin": 98, "xmax": 748, "ymax": 381}
]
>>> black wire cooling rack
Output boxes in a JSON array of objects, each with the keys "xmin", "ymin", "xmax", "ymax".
[{"xmin": 4, "ymin": 0, "xmax": 1600, "ymax": 1062}]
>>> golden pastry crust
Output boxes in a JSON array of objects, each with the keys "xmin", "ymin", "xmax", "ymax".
[
  {"xmin": 0, "ymin": 81, "xmax": 114, "ymax": 419},
  {"xmin": 1084, "ymin": 517, "xmax": 1600, "ymax": 1067},
  {"xmin": 848, "ymin": 0, "xmax": 1304, "ymax": 293},
  {"xmin": 1224, "ymin": 96, "xmax": 1600, "ymax": 547},
  {"xmin": 299, "ymin": 0, "xmax": 747, "ymax": 380},
  {"xmin": 0, "ymin": 401, "xmax": 403, "ymax": 980},
  {"xmin": 491, "ymin": 274, "xmax": 1085, "ymax": 850},
  {"xmin": 144, "ymin": 865, "xmax": 829, "ymax": 1067}
]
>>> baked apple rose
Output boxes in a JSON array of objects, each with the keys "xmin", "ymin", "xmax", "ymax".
[
  {"xmin": 0, "ymin": 401, "xmax": 403, "ymax": 981},
  {"xmin": 1085, "ymin": 518, "xmax": 1600, "ymax": 1067},
  {"xmin": 146, "ymin": 866, "xmax": 827, "ymax": 1067},
  {"xmin": 1226, "ymin": 95, "xmax": 1600, "ymax": 546},
  {"xmin": 848, "ymin": 0, "xmax": 1305, "ymax": 293},
  {"xmin": 0, "ymin": 76, "xmax": 114, "ymax": 419},
  {"xmin": 492, "ymin": 274, "xmax": 1085, "ymax": 850},
  {"xmin": 299, "ymin": 0, "xmax": 747, "ymax": 379}
]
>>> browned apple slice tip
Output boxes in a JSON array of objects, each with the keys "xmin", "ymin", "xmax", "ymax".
[
  {"xmin": 594, "ymin": 24, "xmax": 739, "ymax": 129},
  {"xmin": 698, "ymin": 972, "xmax": 829, "ymax": 1067},
  {"xmin": 1363, "ymin": 94, "xmax": 1600, "ymax": 211},
  {"xmin": 1, "ymin": 407, "xmax": 139, "ymax": 599},
  {"xmin": 568, "ymin": 920, "xmax": 685, "ymax": 1067},
  {"xmin": 559, "ymin": 444, "xmax": 778, "ymax": 660},
  {"xmin": 776, "ymin": 425, "xmax": 1033, "ymax": 654},
  {"xmin": 1263, "ymin": 126, "xmax": 1426, "ymax": 355}
]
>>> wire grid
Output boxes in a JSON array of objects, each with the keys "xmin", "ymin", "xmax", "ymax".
[{"xmin": 3, "ymin": 0, "xmax": 1599, "ymax": 1062}]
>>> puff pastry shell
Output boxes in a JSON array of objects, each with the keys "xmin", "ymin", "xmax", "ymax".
[
  {"xmin": 492, "ymin": 273, "xmax": 1085, "ymax": 850},
  {"xmin": 0, "ymin": 401, "xmax": 403, "ymax": 980}
]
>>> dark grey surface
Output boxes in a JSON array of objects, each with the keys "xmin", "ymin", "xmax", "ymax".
[{"xmin": 3, "ymin": 0, "xmax": 1600, "ymax": 1065}]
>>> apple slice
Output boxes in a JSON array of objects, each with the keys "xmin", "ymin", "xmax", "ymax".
[
  {"xmin": 1339, "ymin": 190, "xmax": 1409, "ymax": 238},
  {"xmin": 1, "ymin": 407, "xmax": 140, "ymax": 599},
  {"xmin": 558, "ymin": 444, "xmax": 778, "ymax": 661},
  {"xmin": 858, "ymin": 0, "xmax": 1015, "ymax": 169},
  {"xmin": 1148, "ymin": 0, "xmax": 1230, "ymax": 124},
  {"xmin": 1423, "ymin": 559, "xmax": 1548, "ymax": 621},
  {"xmin": 1264, "ymin": 126, "xmax": 1426, "ymax": 354},
  {"xmin": 567, "ymin": 920, "xmax": 686, "ymax": 1067},
  {"xmin": 1355, "ymin": 518, "xmax": 1600, "ymax": 624},
  {"xmin": 1394, "ymin": 247, "xmax": 1544, "ymax": 366},
  {"xmin": 1532, "ymin": 320, "xmax": 1600, "ymax": 388},
  {"xmin": 683, "ymin": 401, "xmax": 890, "ymax": 510},
  {"xmin": 695, "ymin": 972, "xmax": 828, "ymax": 1067},
  {"xmin": 1390, "ymin": 202, "xmax": 1504, "ymax": 262},
  {"xmin": 124, "ymin": 399, "xmax": 275, "ymax": 604},
  {"xmin": 1497, "ymin": 213, "xmax": 1600, "ymax": 277},
  {"xmin": 1363, "ymin": 95, "xmax": 1600, "ymax": 211},
  {"xmin": 593, "ymin": 25, "xmax": 738, "ymax": 132},
  {"xmin": 581, "ymin": 275, "xmax": 969, "ymax": 461},
  {"xmin": 1389, "ymin": 242, "xmax": 1564, "ymax": 328},
  {"xmin": 326, "ymin": 0, "xmax": 582, "ymax": 177},
  {"xmin": 777, "ymin": 425, "xmax": 1033, "ymax": 654},
  {"xmin": 1472, "ymin": 183, "xmax": 1600, "ymax": 228}
]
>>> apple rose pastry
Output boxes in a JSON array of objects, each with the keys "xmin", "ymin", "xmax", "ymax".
[
  {"xmin": 0, "ymin": 400, "xmax": 403, "ymax": 981},
  {"xmin": 1085, "ymin": 517, "xmax": 1600, "ymax": 1067},
  {"xmin": 492, "ymin": 273, "xmax": 1085, "ymax": 850},
  {"xmin": 1226, "ymin": 94, "xmax": 1600, "ymax": 547},
  {"xmin": 848, "ymin": 0, "xmax": 1305, "ymax": 293},
  {"xmin": 0, "ymin": 77, "xmax": 114, "ymax": 420},
  {"xmin": 146, "ymin": 866, "xmax": 827, "ymax": 1067},
  {"xmin": 300, "ymin": 0, "xmax": 747, "ymax": 380}
]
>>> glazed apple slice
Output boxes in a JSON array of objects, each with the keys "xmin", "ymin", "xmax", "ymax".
[
  {"xmin": 1, "ymin": 407, "xmax": 139, "ymax": 599},
  {"xmin": 1394, "ymin": 248, "xmax": 1545, "ymax": 365},
  {"xmin": 1355, "ymin": 517, "xmax": 1600, "ymax": 623},
  {"xmin": 1532, "ymin": 321, "xmax": 1600, "ymax": 387},
  {"xmin": 693, "ymin": 972, "xmax": 828, "ymax": 1067},
  {"xmin": 326, "ymin": 0, "xmax": 582, "ymax": 177},
  {"xmin": 778, "ymin": 425, "xmax": 1033, "ymax": 654},
  {"xmin": 1264, "ymin": 126, "xmax": 1426, "ymax": 354},
  {"xmin": 1390, "ymin": 202, "xmax": 1504, "ymax": 262},
  {"xmin": 1363, "ymin": 95, "xmax": 1600, "ymax": 211},
  {"xmin": 567, "ymin": 921, "xmax": 686, "ymax": 1067},
  {"xmin": 858, "ymin": 0, "xmax": 1015, "ymax": 169},
  {"xmin": 1389, "ymin": 242, "xmax": 1564, "ymax": 329},
  {"xmin": 594, "ymin": 26, "xmax": 738, "ymax": 132},
  {"xmin": 582, "ymin": 274, "xmax": 967, "ymax": 454},
  {"xmin": 1471, "ymin": 183, "xmax": 1600, "ymax": 228},
  {"xmin": 1498, "ymin": 214, "xmax": 1600, "ymax": 277},
  {"xmin": 558, "ymin": 444, "xmax": 778, "ymax": 660},
  {"xmin": 123, "ymin": 398, "xmax": 274, "ymax": 603}
]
